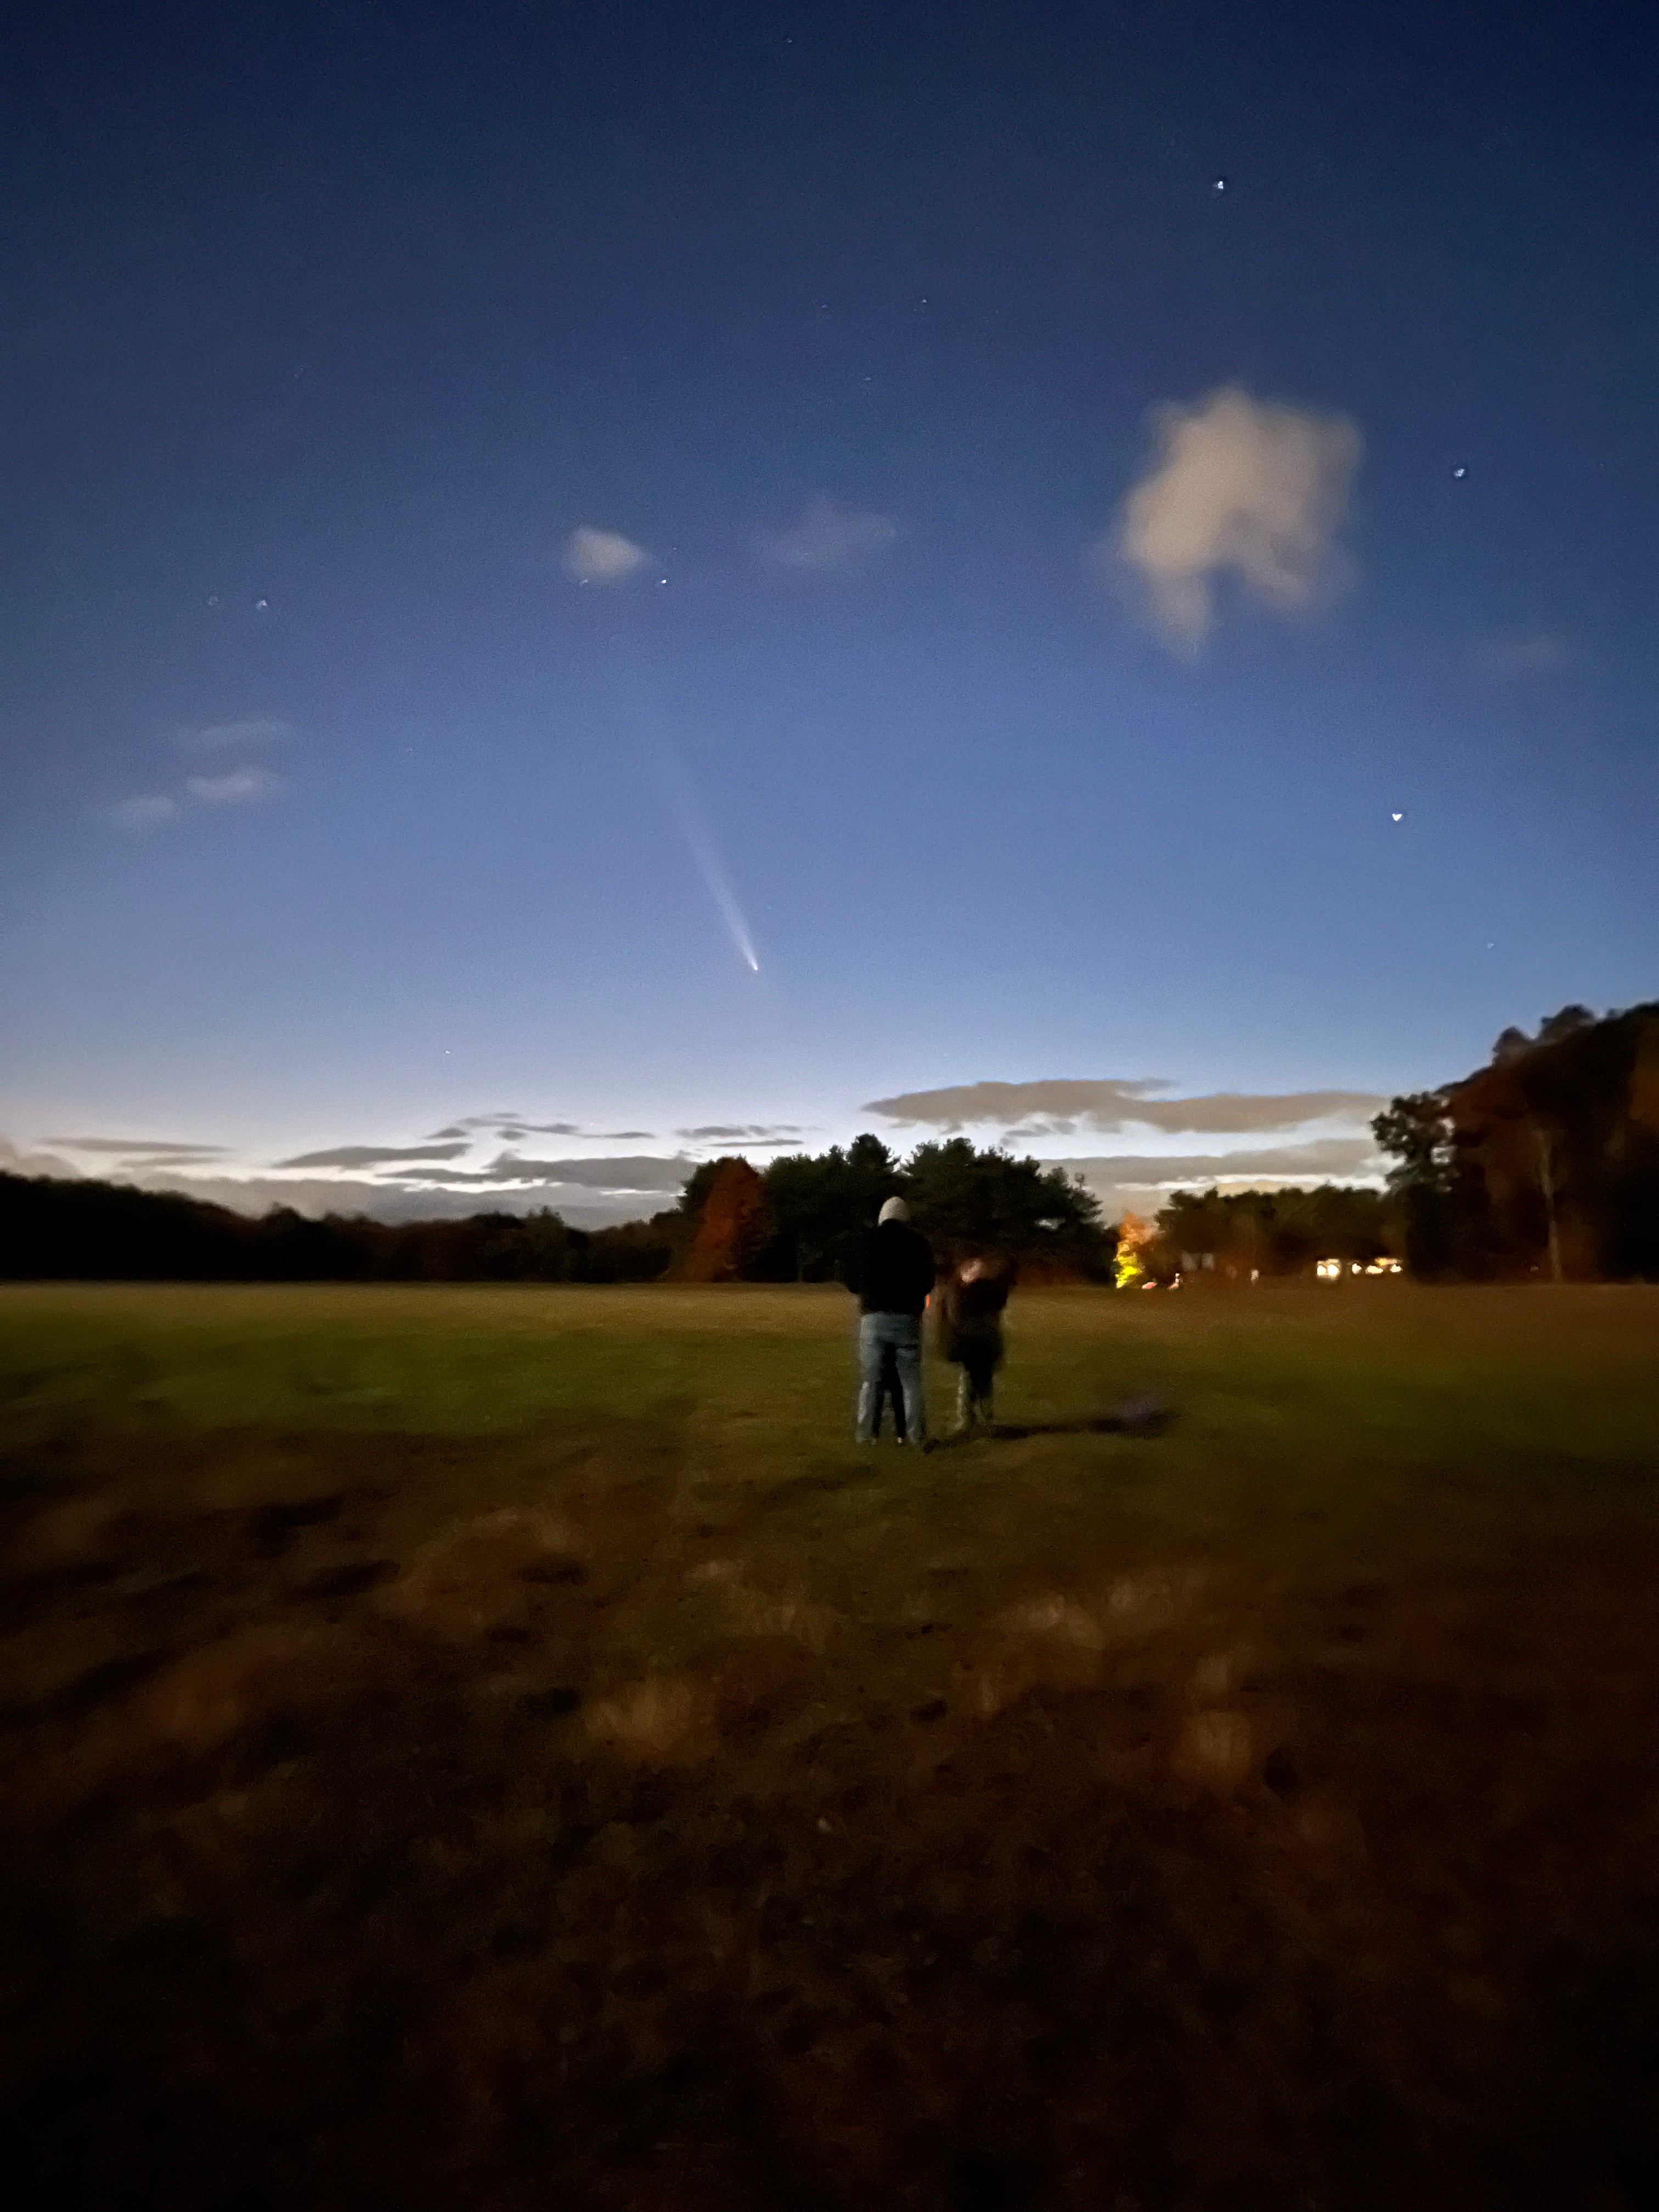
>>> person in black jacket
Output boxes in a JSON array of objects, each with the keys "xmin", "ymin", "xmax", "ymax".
[
  {"xmin": 936, "ymin": 1254, "xmax": 1012, "ymax": 1432},
  {"xmin": 843, "ymin": 1195, "xmax": 935, "ymax": 1444}
]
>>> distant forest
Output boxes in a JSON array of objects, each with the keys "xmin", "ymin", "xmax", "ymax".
[
  {"xmin": 1369, "ymin": 999, "xmax": 1659, "ymax": 1283},
  {"xmin": 4, "ymin": 1001, "xmax": 1656, "ymax": 1283},
  {"xmin": 0, "ymin": 1174, "xmax": 676, "ymax": 1285},
  {"xmin": 1133, "ymin": 998, "xmax": 1659, "ymax": 1286},
  {"xmin": 0, "ymin": 1135, "xmax": 1109, "ymax": 1286}
]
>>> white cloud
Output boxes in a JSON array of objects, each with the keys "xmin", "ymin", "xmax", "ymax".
[
  {"xmin": 185, "ymin": 767, "xmax": 280, "ymax": 805},
  {"xmin": 1107, "ymin": 386, "xmax": 1362, "ymax": 650},
  {"xmin": 105, "ymin": 794, "xmax": 178, "ymax": 831},
  {"xmin": 757, "ymin": 495, "xmax": 899, "ymax": 573},
  {"xmin": 180, "ymin": 718, "xmax": 294, "ymax": 752},
  {"xmin": 563, "ymin": 526, "xmax": 648, "ymax": 584},
  {"xmin": 1470, "ymin": 631, "xmax": 1570, "ymax": 679}
]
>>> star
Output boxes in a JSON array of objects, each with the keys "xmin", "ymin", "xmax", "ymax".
[
  {"xmin": 1213, "ymin": 176, "xmax": 1227, "ymax": 192},
  {"xmin": 1452, "ymin": 465, "xmax": 1467, "ymax": 479}
]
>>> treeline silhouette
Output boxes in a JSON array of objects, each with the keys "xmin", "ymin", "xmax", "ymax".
[
  {"xmin": 1137, "ymin": 1002, "xmax": 1659, "ymax": 1285},
  {"xmin": 673, "ymin": 1135, "xmax": 1113, "ymax": 1283},
  {"xmin": 0, "ymin": 1176, "xmax": 674, "ymax": 1283},
  {"xmin": 1140, "ymin": 1183, "xmax": 1396, "ymax": 1281},
  {"xmin": 1373, "ymin": 999, "xmax": 1659, "ymax": 1280},
  {"xmin": 0, "ymin": 1132, "xmax": 1111, "ymax": 1285}
]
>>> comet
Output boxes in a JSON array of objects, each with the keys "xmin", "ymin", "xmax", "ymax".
[{"xmin": 659, "ymin": 752, "xmax": 761, "ymax": 974}]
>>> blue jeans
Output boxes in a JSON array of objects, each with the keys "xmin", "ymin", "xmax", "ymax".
[{"xmin": 856, "ymin": 1312, "xmax": 926, "ymax": 1443}]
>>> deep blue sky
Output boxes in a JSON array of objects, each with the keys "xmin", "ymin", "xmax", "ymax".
[{"xmin": 3, "ymin": 1, "xmax": 1654, "ymax": 1220}]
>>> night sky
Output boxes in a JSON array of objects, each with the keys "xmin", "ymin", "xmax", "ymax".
[{"xmin": 3, "ymin": 2, "xmax": 1655, "ymax": 1223}]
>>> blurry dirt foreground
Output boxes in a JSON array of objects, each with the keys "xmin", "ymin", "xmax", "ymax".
[{"xmin": 4, "ymin": 1414, "xmax": 1659, "ymax": 2211}]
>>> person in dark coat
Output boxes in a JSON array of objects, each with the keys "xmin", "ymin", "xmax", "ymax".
[
  {"xmin": 843, "ymin": 1195, "xmax": 935, "ymax": 1444},
  {"xmin": 936, "ymin": 1254, "xmax": 1011, "ymax": 1432}
]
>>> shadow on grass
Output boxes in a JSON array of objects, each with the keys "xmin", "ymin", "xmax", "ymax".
[
  {"xmin": 782, "ymin": 1398, "xmax": 1177, "ymax": 1474},
  {"xmin": 973, "ymin": 1395, "xmax": 1176, "ymax": 1444},
  {"xmin": 765, "ymin": 1457, "xmax": 897, "ymax": 1498}
]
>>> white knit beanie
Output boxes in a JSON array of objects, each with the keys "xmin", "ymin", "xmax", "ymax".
[{"xmin": 878, "ymin": 1196, "xmax": 910, "ymax": 1224}]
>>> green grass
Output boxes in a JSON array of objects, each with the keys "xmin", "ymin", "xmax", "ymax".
[
  {"xmin": 4, "ymin": 1282, "xmax": 1659, "ymax": 2203},
  {"xmin": 4, "ymin": 1277, "xmax": 1655, "ymax": 1606},
  {"xmin": 4, "ymin": 1273, "xmax": 1655, "ymax": 1479}
]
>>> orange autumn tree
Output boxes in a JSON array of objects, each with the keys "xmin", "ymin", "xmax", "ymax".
[
  {"xmin": 1114, "ymin": 1210, "xmax": 1154, "ymax": 1289},
  {"xmin": 678, "ymin": 1157, "xmax": 774, "ymax": 1282}
]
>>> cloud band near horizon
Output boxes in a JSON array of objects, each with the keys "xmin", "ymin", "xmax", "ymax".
[{"xmin": 861, "ymin": 1079, "xmax": 1385, "ymax": 1136}]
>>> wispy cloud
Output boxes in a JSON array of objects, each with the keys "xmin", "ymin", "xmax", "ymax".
[
  {"xmin": 185, "ymin": 767, "xmax": 281, "ymax": 805},
  {"xmin": 117, "ymin": 1171, "xmax": 661, "ymax": 1229},
  {"xmin": 14, "ymin": 1128, "xmax": 690, "ymax": 1228},
  {"xmin": 1107, "ymin": 386, "xmax": 1362, "ymax": 650},
  {"xmin": 105, "ymin": 795, "xmax": 178, "ymax": 831},
  {"xmin": 179, "ymin": 718, "xmax": 294, "ymax": 752},
  {"xmin": 676, "ymin": 1123, "xmax": 803, "ymax": 1144},
  {"xmin": 105, "ymin": 716, "xmax": 289, "ymax": 828},
  {"xmin": 117, "ymin": 1150, "xmax": 229, "ymax": 1167},
  {"xmin": 1059, "ymin": 1138, "xmax": 1383, "ymax": 1185},
  {"xmin": 273, "ymin": 1142, "xmax": 471, "ymax": 1170},
  {"xmin": 1470, "ymin": 631, "xmax": 1571, "ymax": 679},
  {"xmin": 1060, "ymin": 1138, "xmax": 1386, "ymax": 1223},
  {"xmin": 424, "ymin": 1116, "xmax": 652, "ymax": 1142},
  {"xmin": 563, "ymin": 526, "xmax": 648, "ymax": 584},
  {"xmin": 2, "ymin": 1136, "xmax": 82, "ymax": 1177},
  {"xmin": 756, "ymin": 495, "xmax": 898, "ymax": 574},
  {"xmin": 382, "ymin": 1152, "xmax": 696, "ymax": 1193},
  {"xmin": 861, "ymin": 1079, "xmax": 1383, "ymax": 1137},
  {"xmin": 46, "ymin": 1135, "xmax": 228, "ymax": 1156}
]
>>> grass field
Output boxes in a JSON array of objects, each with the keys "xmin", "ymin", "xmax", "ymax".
[{"xmin": 3, "ymin": 1281, "xmax": 1658, "ymax": 2210}]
